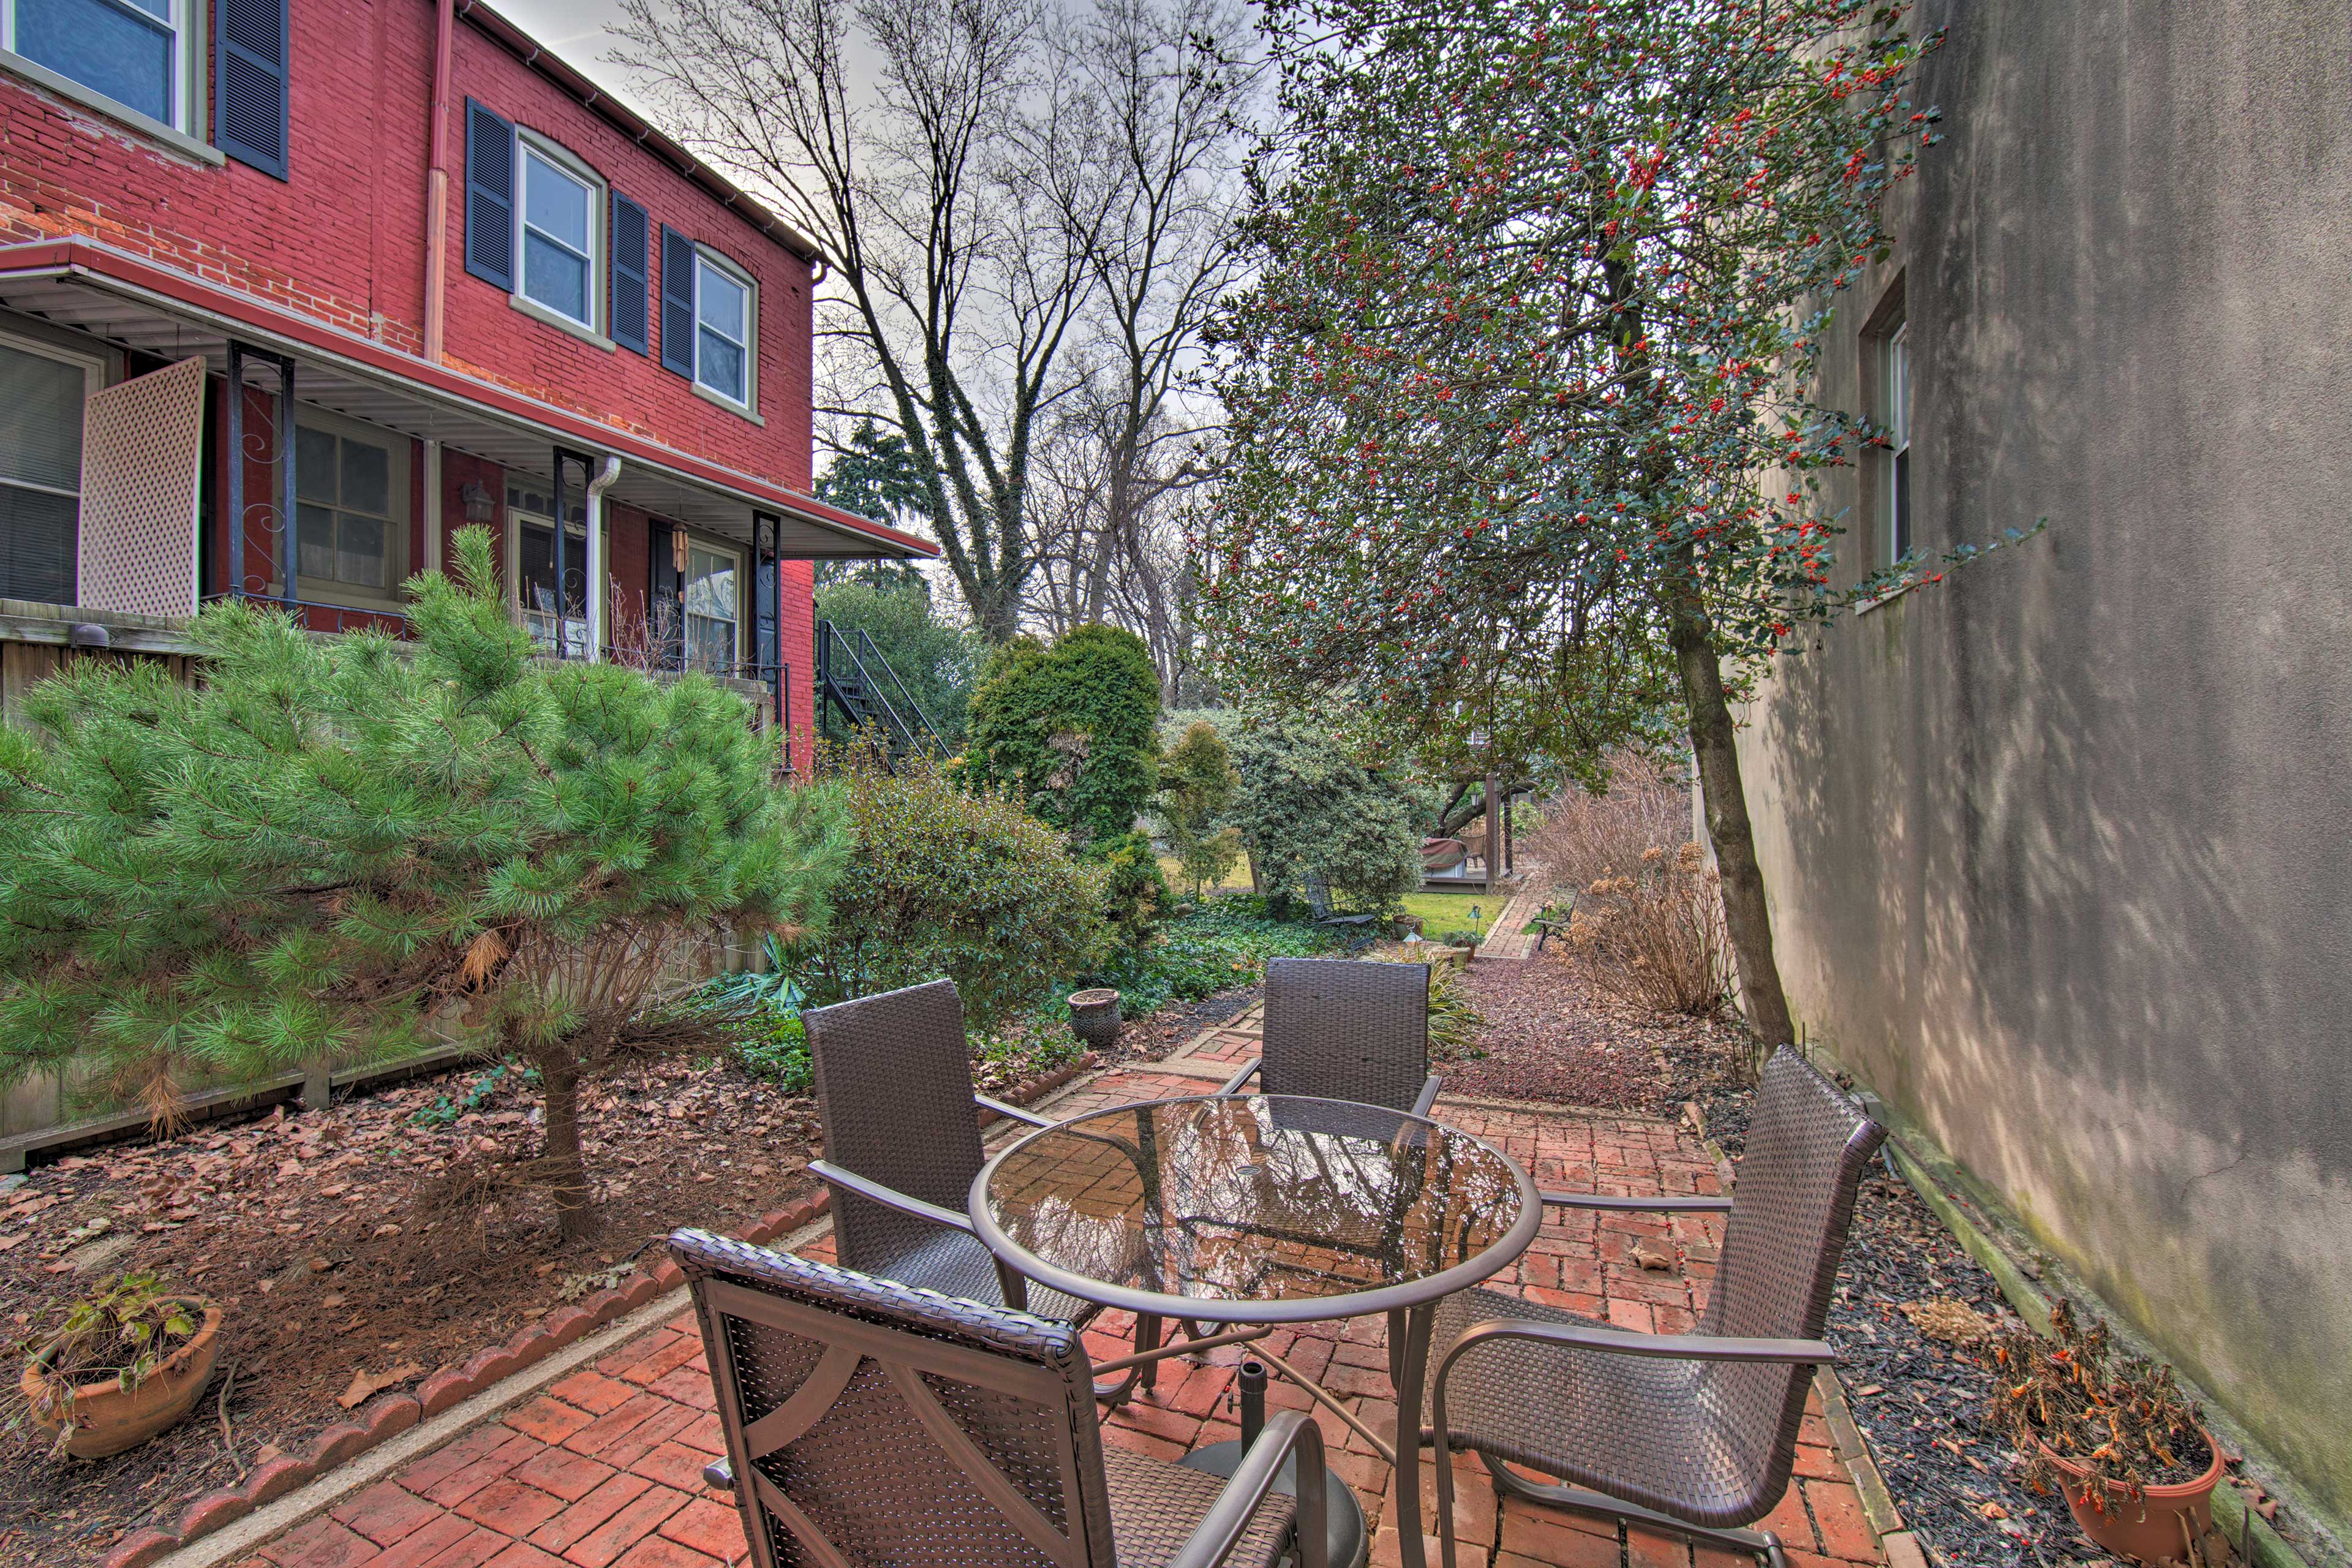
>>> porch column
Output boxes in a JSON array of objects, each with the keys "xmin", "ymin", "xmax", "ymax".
[{"xmin": 584, "ymin": 456, "xmax": 620, "ymax": 662}]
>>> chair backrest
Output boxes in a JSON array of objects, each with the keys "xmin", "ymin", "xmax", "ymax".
[
  {"xmin": 1258, "ymin": 957, "xmax": 1430, "ymax": 1111},
  {"xmin": 671, "ymin": 1229, "xmax": 1117, "ymax": 1568},
  {"xmin": 805, "ymin": 978, "xmax": 985, "ymax": 1279},
  {"xmin": 1698, "ymin": 1048, "xmax": 1887, "ymax": 1504}
]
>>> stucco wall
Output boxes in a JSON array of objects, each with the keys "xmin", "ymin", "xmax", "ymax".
[{"xmin": 1735, "ymin": 0, "xmax": 2352, "ymax": 1527}]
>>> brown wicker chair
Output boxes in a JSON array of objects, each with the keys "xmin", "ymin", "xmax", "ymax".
[
  {"xmin": 673, "ymin": 1229, "xmax": 1329, "ymax": 1568},
  {"xmin": 1219, "ymin": 957, "xmax": 1439, "ymax": 1117},
  {"xmin": 804, "ymin": 978, "xmax": 1097, "ymax": 1321},
  {"xmin": 805, "ymin": 978, "xmax": 1172, "ymax": 1400},
  {"xmin": 1424, "ymin": 1048, "xmax": 1886, "ymax": 1568}
]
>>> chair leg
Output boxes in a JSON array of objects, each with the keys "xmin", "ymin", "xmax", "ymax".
[{"xmin": 1478, "ymin": 1453, "xmax": 1786, "ymax": 1564}]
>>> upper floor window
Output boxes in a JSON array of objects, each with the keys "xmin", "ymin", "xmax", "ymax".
[
  {"xmin": 694, "ymin": 253, "xmax": 752, "ymax": 407},
  {"xmin": 660, "ymin": 228, "xmax": 758, "ymax": 416},
  {"xmin": 519, "ymin": 135, "xmax": 603, "ymax": 334},
  {"xmin": 2, "ymin": 0, "xmax": 190, "ymax": 132},
  {"xmin": 1883, "ymin": 318, "xmax": 1912, "ymax": 564}
]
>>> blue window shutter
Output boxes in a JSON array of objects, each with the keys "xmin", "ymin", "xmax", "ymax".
[
  {"xmin": 610, "ymin": 193, "xmax": 650, "ymax": 355},
  {"xmin": 464, "ymin": 100, "xmax": 516, "ymax": 291},
  {"xmin": 659, "ymin": 226, "xmax": 696, "ymax": 379},
  {"xmin": 214, "ymin": 0, "xmax": 290, "ymax": 179}
]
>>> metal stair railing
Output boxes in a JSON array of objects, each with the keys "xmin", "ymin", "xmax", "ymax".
[
  {"xmin": 846, "ymin": 625, "xmax": 946, "ymax": 757},
  {"xmin": 817, "ymin": 620, "xmax": 944, "ymax": 767}
]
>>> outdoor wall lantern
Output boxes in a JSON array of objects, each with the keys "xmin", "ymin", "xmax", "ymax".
[{"xmin": 461, "ymin": 481, "xmax": 497, "ymax": 523}]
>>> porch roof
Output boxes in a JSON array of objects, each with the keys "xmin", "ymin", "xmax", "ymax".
[{"xmin": 0, "ymin": 238, "xmax": 936, "ymax": 559}]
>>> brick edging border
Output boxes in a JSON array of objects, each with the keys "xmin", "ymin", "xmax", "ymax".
[{"xmin": 100, "ymin": 1055, "xmax": 1095, "ymax": 1568}]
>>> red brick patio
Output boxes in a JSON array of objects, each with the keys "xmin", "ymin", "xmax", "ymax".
[{"xmin": 230, "ymin": 1013, "xmax": 1887, "ymax": 1568}]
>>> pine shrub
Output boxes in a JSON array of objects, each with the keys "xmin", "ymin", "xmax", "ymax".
[{"xmin": 0, "ymin": 529, "xmax": 847, "ymax": 1237}]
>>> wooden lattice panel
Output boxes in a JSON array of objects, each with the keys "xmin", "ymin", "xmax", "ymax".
[{"xmin": 77, "ymin": 356, "xmax": 207, "ymax": 617}]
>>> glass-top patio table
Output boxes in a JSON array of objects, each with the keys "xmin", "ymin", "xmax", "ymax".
[{"xmin": 970, "ymin": 1093, "xmax": 1542, "ymax": 1568}]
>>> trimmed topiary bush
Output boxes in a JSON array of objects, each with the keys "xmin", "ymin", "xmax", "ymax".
[
  {"xmin": 1095, "ymin": 830, "xmax": 1171, "ymax": 951},
  {"xmin": 1156, "ymin": 720, "xmax": 1243, "ymax": 897},
  {"xmin": 1231, "ymin": 718, "xmax": 1427, "ymax": 916},
  {"xmin": 966, "ymin": 625, "xmax": 1161, "ymax": 846}
]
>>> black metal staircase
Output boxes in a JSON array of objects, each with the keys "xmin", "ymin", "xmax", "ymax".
[{"xmin": 816, "ymin": 619, "xmax": 946, "ymax": 769}]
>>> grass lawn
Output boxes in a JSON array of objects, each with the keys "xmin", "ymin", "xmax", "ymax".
[
  {"xmin": 1396, "ymin": 888, "xmax": 1505, "ymax": 941},
  {"xmin": 1158, "ymin": 854, "xmax": 1253, "ymax": 896}
]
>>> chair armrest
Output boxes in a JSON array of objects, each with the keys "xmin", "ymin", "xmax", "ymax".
[
  {"xmin": 807, "ymin": 1159, "xmax": 975, "ymax": 1235},
  {"xmin": 1442, "ymin": 1316, "xmax": 1834, "ymax": 1370},
  {"xmin": 1219, "ymin": 1058, "xmax": 1261, "ymax": 1095},
  {"xmin": 1411, "ymin": 1073, "xmax": 1442, "ymax": 1118},
  {"xmin": 1168, "ymin": 1409, "xmax": 1331, "ymax": 1568},
  {"xmin": 974, "ymin": 1091, "xmax": 1054, "ymax": 1128},
  {"xmin": 1540, "ymin": 1191, "xmax": 1733, "ymax": 1213}
]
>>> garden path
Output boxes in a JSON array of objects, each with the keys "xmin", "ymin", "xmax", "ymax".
[{"xmin": 221, "ymin": 1011, "xmax": 1892, "ymax": 1568}]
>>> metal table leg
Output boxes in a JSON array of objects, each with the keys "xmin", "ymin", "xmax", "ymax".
[
  {"xmin": 1385, "ymin": 1305, "xmax": 1436, "ymax": 1568},
  {"xmin": 1181, "ymin": 1359, "xmax": 1368, "ymax": 1568}
]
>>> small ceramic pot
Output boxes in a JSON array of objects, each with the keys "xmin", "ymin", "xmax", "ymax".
[
  {"xmin": 22, "ymin": 1300, "xmax": 223, "ymax": 1459},
  {"xmin": 2038, "ymin": 1430, "xmax": 2223, "ymax": 1565},
  {"xmin": 1392, "ymin": 913, "xmax": 1424, "ymax": 939},
  {"xmin": 1068, "ymin": 988, "xmax": 1123, "ymax": 1052}
]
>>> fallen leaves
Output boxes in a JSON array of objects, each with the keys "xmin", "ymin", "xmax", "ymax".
[
  {"xmin": 1629, "ymin": 1237, "xmax": 1677, "ymax": 1271},
  {"xmin": 1900, "ymin": 1297, "xmax": 1996, "ymax": 1347},
  {"xmin": 336, "ymin": 1361, "xmax": 423, "ymax": 1409}
]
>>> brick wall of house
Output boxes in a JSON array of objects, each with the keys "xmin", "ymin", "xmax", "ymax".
[
  {"xmin": 0, "ymin": 0, "xmax": 822, "ymax": 734},
  {"xmin": 0, "ymin": 1, "xmax": 816, "ymax": 482}
]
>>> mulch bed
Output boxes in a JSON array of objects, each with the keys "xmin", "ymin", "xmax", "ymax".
[
  {"xmin": 1445, "ymin": 947, "xmax": 1753, "ymax": 1112},
  {"xmin": 1825, "ymin": 1164, "xmax": 2106, "ymax": 1566},
  {"xmin": 0, "ymin": 984, "xmax": 1204, "ymax": 1568}
]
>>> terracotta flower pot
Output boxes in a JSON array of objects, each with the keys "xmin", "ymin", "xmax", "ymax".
[
  {"xmin": 20, "ymin": 1300, "xmax": 223, "ymax": 1460},
  {"xmin": 2038, "ymin": 1430, "xmax": 2223, "ymax": 1565},
  {"xmin": 1068, "ymin": 988, "xmax": 1123, "ymax": 1052}
]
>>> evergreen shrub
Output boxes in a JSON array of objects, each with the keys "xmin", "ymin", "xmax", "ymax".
[
  {"xmin": 801, "ymin": 747, "xmax": 1109, "ymax": 1031},
  {"xmin": 967, "ymin": 625, "xmax": 1161, "ymax": 845}
]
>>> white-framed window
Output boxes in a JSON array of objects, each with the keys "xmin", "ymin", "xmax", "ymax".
[
  {"xmin": 293, "ymin": 411, "xmax": 409, "ymax": 602},
  {"xmin": 1883, "ymin": 319, "xmax": 1911, "ymax": 564},
  {"xmin": 693, "ymin": 251, "xmax": 753, "ymax": 409},
  {"xmin": 682, "ymin": 541, "xmax": 740, "ymax": 674},
  {"xmin": 518, "ymin": 134, "xmax": 602, "ymax": 333},
  {"xmin": 505, "ymin": 481, "xmax": 588, "ymax": 657},
  {"xmin": 0, "ymin": 330, "xmax": 104, "ymax": 606},
  {"xmin": 2, "ymin": 0, "xmax": 190, "ymax": 134}
]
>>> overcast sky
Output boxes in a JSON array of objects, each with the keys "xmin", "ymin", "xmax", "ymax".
[{"xmin": 497, "ymin": 1, "xmax": 641, "ymax": 106}]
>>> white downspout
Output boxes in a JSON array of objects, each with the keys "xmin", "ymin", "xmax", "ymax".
[{"xmin": 584, "ymin": 456, "xmax": 622, "ymax": 661}]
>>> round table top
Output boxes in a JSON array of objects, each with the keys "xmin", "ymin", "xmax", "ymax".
[{"xmin": 968, "ymin": 1093, "xmax": 1540, "ymax": 1324}]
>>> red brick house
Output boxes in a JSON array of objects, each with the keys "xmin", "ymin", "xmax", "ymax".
[{"xmin": 0, "ymin": 0, "xmax": 930, "ymax": 760}]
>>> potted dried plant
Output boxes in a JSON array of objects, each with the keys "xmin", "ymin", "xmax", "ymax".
[
  {"xmin": 1988, "ymin": 1299, "xmax": 2222, "ymax": 1563},
  {"xmin": 15, "ymin": 1271, "xmax": 222, "ymax": 1458}
]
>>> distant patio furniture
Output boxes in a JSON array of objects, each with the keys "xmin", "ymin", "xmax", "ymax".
[
  {"xmin": 1528, "ymin": 894, "xmax": 1575, "ymax": 953},
  {"xmin": 1300, "ymin": 872, "xmax": 1379, "ymax": 933},
  {"xmin": 804, "ymin": 978, "xmax": 1144, "ymax": 1399},
  {"xmin": 1422, "ymin": 1047, "xmax": 1888, "ymax": 1568},
  {"xmin": 1220, "ymin": 957, "xmax": 1441, "ymax": 1118},
  {"xmin": 1420, "ymin": 837, "xmax": 1468, "ymax": 874},
  {"xmin": 671, "ymin": 1229, "xmax": 1330, "ymax": 1568}
]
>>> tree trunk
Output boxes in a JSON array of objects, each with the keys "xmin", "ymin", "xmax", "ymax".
[
  {"xmin": 537, "ymin": 1050, "xmax": 592, "ymax": 1240},
  {"xmin": 1667, "ymin": 585, "xmax": 1796, "ymax": 1057}
]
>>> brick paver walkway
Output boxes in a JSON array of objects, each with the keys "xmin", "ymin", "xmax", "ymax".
[{"xmin": 234, "ymin": 1014, "xmax": 1885, "ymax": 1568}]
